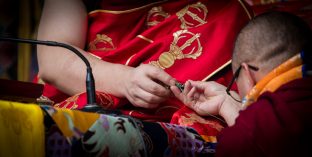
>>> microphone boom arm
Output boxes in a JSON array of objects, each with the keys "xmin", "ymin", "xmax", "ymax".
[{"xmin": 0, "ymin": 37, "xmax": 97, "ymax": 105}]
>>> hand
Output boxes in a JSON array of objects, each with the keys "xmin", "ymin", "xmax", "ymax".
[
  {"xmin": 171, "ymin": 80, "xmax": 228, "ymax": 116},
  {"xmin": 171, "ymin": 80, "xmax": 242, "ymax": 126},
  {"xmin": 122, "ymin": 64, "xmax": 176, "ymax": 108}
]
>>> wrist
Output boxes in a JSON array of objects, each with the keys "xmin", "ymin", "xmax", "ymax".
[
  {"xmin": 219, "ymin": 91, "xmax": 243, "ymax": 126},
  {"xmin": 96, "ymin": 62, "xmax": 131, "ymax": 98},
  {"xmin": 114, "ymin": 64, "xmax": 133, "ymax": 97}
]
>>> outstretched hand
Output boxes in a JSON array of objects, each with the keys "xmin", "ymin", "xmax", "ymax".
[
  {"xmin": 171, "ymin": 80, "xmax": 228, "ymax": 116},
  {"xmin": 122, "ymin": 64, "xmax": 176, "ymax": 109},
  {"xmin": 171, "ymin": 80, "xmax": 242, "ymax": 126}
]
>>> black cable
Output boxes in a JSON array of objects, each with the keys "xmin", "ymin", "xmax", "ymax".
[{"xmin": 0, "ymin": 36, "xmax": 96, "ymax": 105}]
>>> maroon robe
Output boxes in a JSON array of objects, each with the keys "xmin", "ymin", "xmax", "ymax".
[{"xmin": 216, "ymin": 77, "xmax": 312, "ymax": 157}]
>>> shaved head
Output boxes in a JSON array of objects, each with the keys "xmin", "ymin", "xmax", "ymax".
[{"xmin": 232, "ymin": 11, "xmax": 312, "ymax": 73}]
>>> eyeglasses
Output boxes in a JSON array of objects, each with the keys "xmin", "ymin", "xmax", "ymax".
[{"xmin": 226, "ymin": 64, "xmax": 259, "ymax": 102}]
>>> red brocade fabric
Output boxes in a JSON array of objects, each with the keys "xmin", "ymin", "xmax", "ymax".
[{"xmin": 43, "ymin": 0, "xmax": 251, "ymax": 137}]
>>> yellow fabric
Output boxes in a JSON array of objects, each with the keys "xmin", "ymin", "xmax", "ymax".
[
  {"xmin": 0, "ymin": 100, "xmax": 44, "ymax": 157},
  {"xmin": 51, "ymin": 108, "xmax": 100, "ymax": 138},
  {"xmin": 243, "ymin": 54, "xmax": 303, "ymax": 107}
]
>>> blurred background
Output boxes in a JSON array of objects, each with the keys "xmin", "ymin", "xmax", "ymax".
[
  {"xmin": 0, "ymin": 0, "xmax": 42, "ymax": 82},
  {"xmin": 0, "ymin": 0, "xmax": 311, "ymax": 82}
]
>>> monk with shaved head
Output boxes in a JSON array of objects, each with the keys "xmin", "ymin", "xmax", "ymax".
[{"xmin": 172, "ymin": 11, "xmax": 312, "ymax": 156}]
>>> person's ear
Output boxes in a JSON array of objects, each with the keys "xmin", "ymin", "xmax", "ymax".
[{"xmin": 237, "ymin": 63, "xmax": 256, "ymax": 97}]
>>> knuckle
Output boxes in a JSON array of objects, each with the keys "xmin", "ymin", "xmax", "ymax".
[
  {"xmin": 150, "ymin": 85, "xmax": 160, "ymax": 93},
  {"xmin": 150, "ymin": 69, "xmax": 159, "ymax": 77},
  {"xmin": 132, "ymin": 100, "xmax": 143, "ymax": 107},
  {"xmin": 129, "ymin": 99, "xmax": 138, "ymax": 107},
  {"xmin": 150, "ymin": 66, "xmax": 162, "ymax": 76},
  {"xmin": 128, "ymin": 89, "xmax": 136, "ymax": 97},
  {"xmin": 145, "ymin": 95, "xmax": 156, "ymax": 102}
]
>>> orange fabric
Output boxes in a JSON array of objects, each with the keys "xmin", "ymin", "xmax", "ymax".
[
  {"xmin": 42, "ymin": 0, "xmax": 251, "ymax": 138},
  {"xmin": 243, "ymin": 54, "xmax": 303, "ymax": 107}
]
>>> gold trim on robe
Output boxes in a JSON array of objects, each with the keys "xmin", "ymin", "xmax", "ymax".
[
  {"xmin": 125, "ymin": 54, "xmax": 137, "ymax": 66},
  {"xmin": 238, "ymin": 0, "xmax": 253, "ymax": 19},
  {"xmin": 137, "ymin": 35, "xmax": 154, "ymax": 43},
  {"xmin": 202, "ymin": 60, "xmax": 232, "ymax": 81}
]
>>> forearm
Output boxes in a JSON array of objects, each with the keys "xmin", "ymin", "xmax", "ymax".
[{"xmin": 38, "ymin": 46, "xmax": 130, "ymax": 97}]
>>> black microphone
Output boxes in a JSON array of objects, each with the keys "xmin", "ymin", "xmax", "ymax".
[{"xmin": 0, "ymin": 36, "xmax": 102, "ymax": 111}]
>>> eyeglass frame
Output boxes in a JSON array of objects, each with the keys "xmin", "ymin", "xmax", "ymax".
[{"xmin": 226, "ymin": 64, "xmax": 259, "ymax": 102}]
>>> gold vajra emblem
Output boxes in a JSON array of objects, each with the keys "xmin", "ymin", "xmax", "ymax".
[
  {"xmin": 88, "ymin": 34, "xmax": 115, "ymax": 51},
  {"xmin": 150, "ymin": 29, "xmax": 202, "ymax": 69},
  {"xmin": 176, "ymin": 2, "xmax": 208, "ymax": 29},
  {"xmin": 147, "ymin": 6, "xmax": 170, "ymax": 28}
]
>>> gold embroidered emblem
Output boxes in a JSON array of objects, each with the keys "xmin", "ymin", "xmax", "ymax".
[
  {"xmin": 146, "ymin": 6, "xmax": 169, "ymax": 27},
  {"xmin": 150, "ymin": 29, "xmax": 202, "ymax": 69},
  {"xmin": 96, "ymin": 92, "xmax": 114, "ymax": 109},
  {"xmin": 176, "ymin": 2, "xmax": 208, "ymax": 29},
  {"xmin": 88, "ymin": 34, "xmax": 115, "ymax": 51},
  {"xmin": 54, "ymin": 94, "xmax": 79, "ymax": 109}
]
